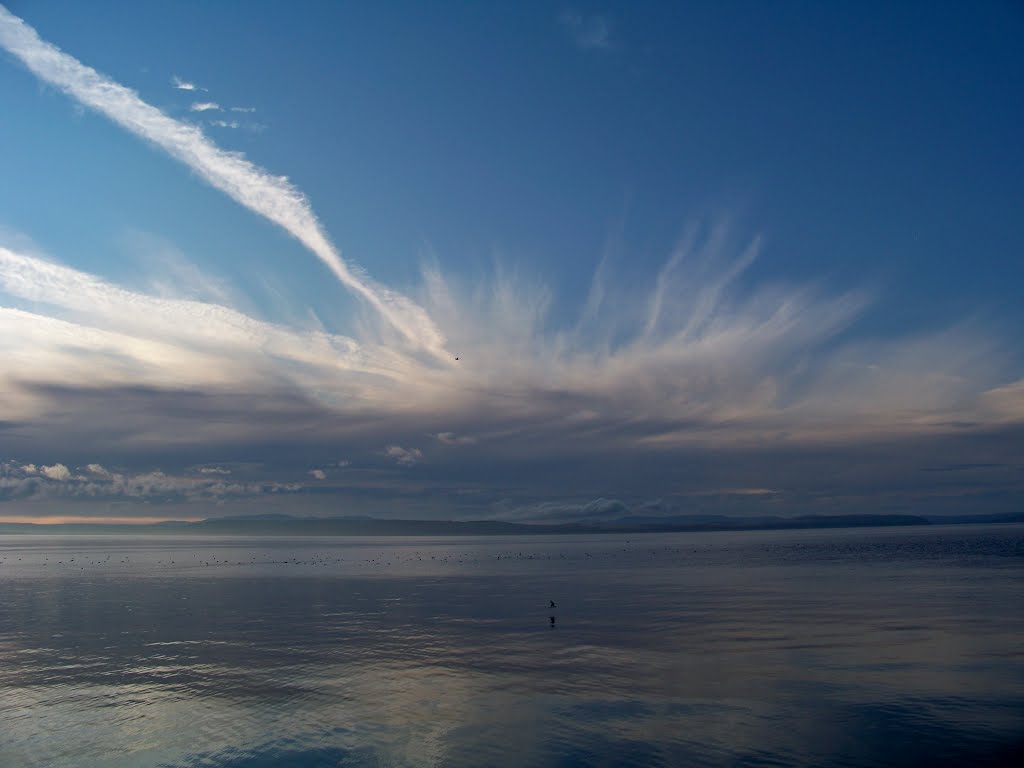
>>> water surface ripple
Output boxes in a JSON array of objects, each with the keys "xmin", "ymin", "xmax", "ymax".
[{"xmin": 1, "ymin": 525, "xmax": 1022, "ymax": 767}]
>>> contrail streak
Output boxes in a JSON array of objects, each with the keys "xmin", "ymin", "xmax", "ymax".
[{"xmin": 0, "ymin": 5, "xmax": 446, "ymax": 356}]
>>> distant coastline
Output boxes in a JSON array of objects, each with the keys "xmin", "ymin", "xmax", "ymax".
[{"xmin": 1, "ymin": 512, "xmax": 1022, "ymax": 536}]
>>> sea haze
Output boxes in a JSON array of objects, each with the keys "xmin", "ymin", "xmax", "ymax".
[{"xmin": 1, "ymin": 524, "xmax": 1022, "ymax": 767}]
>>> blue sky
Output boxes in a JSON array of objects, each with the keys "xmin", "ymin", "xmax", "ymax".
[{"xmin": 1, "ymin": 2, "xmax": 1022, "ymax": 522}]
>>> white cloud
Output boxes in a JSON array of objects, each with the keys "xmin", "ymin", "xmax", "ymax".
[
  {"xmin": 198, "ymin": 466, "xmax": 231, "ymax": 475},
  {"xmin": 171, "ymin": 75, "xmax": 203, "ymax": 91},
  {"xmin": 190, "ymin": 101, "xmax": 220, "ymax": 112},
  {"xmin": 0, "ymin": 245, "xmax": 384, "ymax": 395},
  {"xmin": 209, "ymin": 119, "xmax": 239, "ymax": 129},
  {"xmin": 40, "ymin": 463, "xmax": 70, "ymax": 481},
  {"xmin": 1, "ymin": 216, "xmax": 1020, "ymax": 461},
  {"xmin": 230, "ymin": 106, "xmax": 256, "ymax": 113},
  {"xmin": 1, "ymin": 459, "xmax": 303, "ymax": 501},
  {"xmin": 309, "ymin": 469, "xmax": 326, "ymax": 480},
  {"xmin": 0, "ymin": 8, "xmax": 446, "ymax": 357},
  {"xmin": 0, "ymin": 9, "xmax": 1020, "ymax": 493},
  {"xmin": 386, "ymin": 446, "xmax": 423, "ymax": 466}
]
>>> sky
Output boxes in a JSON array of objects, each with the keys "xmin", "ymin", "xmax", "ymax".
[{"xmin": 1, "ymin": 1, "xmax": 1023, "ymax": 523}]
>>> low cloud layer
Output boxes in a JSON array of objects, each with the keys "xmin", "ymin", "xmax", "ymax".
[{"xmin": 0, "ymin": 460, "xmax": 302, "ymax": 505}]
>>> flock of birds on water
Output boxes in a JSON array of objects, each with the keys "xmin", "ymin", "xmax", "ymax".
[
  {"xmin": 0, "ymin": 541, "xmax": 710, "ymax": 574},
  {"xmin": 0, "ymin": 542, "xmax": 717, "ymax": 633},
  {"xmin": 0, "ymin": 542, "xmax": 712, "ymax": 630}
]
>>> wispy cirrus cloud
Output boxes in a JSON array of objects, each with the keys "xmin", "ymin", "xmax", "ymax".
[
  {"xmin": 11, "ymin": 5, "xmax": 1008, "ymax": 453},
  {"xmin": 1, "ymin": 7, "xmax": 1022, "ymax": 519},
  {"xmin": 2, "ymin": 221, "xmax": 1021, "ymax": 461},
  {"xmin": 0, "ymin": 7, "xmax": 446, "ymax": 356},
  {"xmin": 0, "ymin": 244, "xmax": 427, "ymax": 410},
  {"xmin": 434, "ymin": 432, "xmax": 477, "ymax": 446},
  {"xmin": 189, "ymin": 101, "xmax": 221, "ymax": 112}
]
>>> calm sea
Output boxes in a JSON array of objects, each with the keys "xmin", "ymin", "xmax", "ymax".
[{"xmin": 1, "ymin": 524, "xmax": 1022, "ymax": 767}]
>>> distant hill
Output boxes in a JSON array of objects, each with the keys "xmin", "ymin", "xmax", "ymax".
[{"xmin": 2, "ymin": 510, "xmax": 1021, "ymax": 536}]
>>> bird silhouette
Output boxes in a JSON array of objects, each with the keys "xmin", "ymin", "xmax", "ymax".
[{"xmin": 549, "ymin": 600, "xmax": 557, "ymax": 608}]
